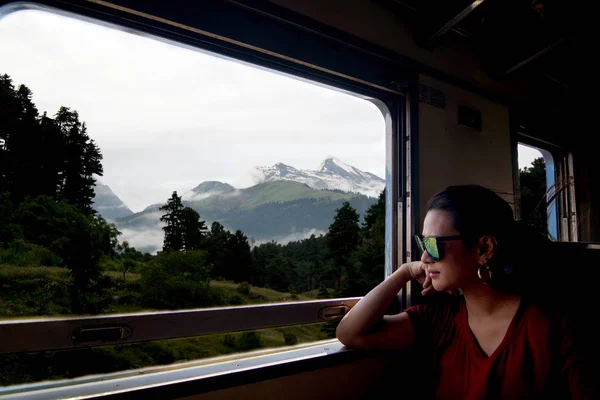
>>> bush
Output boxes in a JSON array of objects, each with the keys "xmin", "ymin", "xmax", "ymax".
[
  {"xmin": 222, "ymin": 334, "xmax": 236, "ymax": 348},
  {"xmin": 237, "ymin": 332, "xmax": 262, "ymax": 351},
  {"xmin": 99, "ymin": 257, "xmax": 121, "ymax": 272},
  {"xmin": 317, "ymin": 287, "xmax": 330, "ymax": 299},
  {"xmin": 141, "ymin": 270, "xmax": 225, "ymax": 309},
  {"xmin": 320, "ymin": 321, "xmax": 339, "ymax": 339},
  {"xmin": 228, "ymin": 294, "xmax": 246, "ymax": 305},
  {"xmin": 68, "ymin": 275, "xmax": 114, "ymax": 315},
  {"xmin": 0, "ymin": 275, "xmax": 72, "ymax": 317},
  {"xmin": 0, "ymin": 240, "xmax": 63, "ymax": 267},
  {"xmin": 153, "ymin": 250, "xmax": 212, "ymax": 281},
  {"xmin": 236, "ymin": 281, "xmax": 251, "ymax": 296},
  {"xmin": 283, "ymin": 331, "xmax": 298, "ymax": 346},
  {"xmin": 221, "ymin": 332, "xmax": 262, "ymax": 351},
  {"xmin": 140, "ymin": 251, "xmax": 226, "ymax": 309}
]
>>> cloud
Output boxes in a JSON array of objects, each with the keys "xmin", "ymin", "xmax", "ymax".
[
  {"xmin": 118, "ymin": 218, "xmax": 326, "ymax": 254},
  {"xmin": 119, "ymin": 227, "xmax": 163, "ymax": 254},
  {"xmin": 138, "ymin": 211, "xmax": 164, "ymax": 223}
]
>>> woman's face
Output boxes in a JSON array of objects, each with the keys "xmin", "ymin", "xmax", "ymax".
[{"xmin": 420, "ymin": 209, "xmax": 480, "ymax": 292}]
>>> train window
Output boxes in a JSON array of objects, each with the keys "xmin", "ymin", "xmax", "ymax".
[
  {"xmin": 0, "ymin": 9, "xmax": 387, "ymax": 385},
  {"xmin": 518, "ymin": 143, "xmax": 562, "ymax": 240}
]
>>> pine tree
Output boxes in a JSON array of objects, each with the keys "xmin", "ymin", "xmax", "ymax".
[
  {"xmin": 327, "ymin": 201, "xmax": 361, "ymax": 290},
  {"xmin": 250, "ymin": 240, "xmax": 282, "ymax": 288},
  {"xmin": 227, "ymin": 230, "xmax": 253, "ymax": 283},
  {"xmin": 363, "ymin": 190, "xmax": 385, "ymax": 231},
  {"xmin": 181, "ymin": 206, "xmax": 208, "ymax": 250},
  {"xmin": 55, "ymin": 107, "xmax": 103, "ymax": 215},
  {"xmin": 0, "ymin": 75, "xmax": 19, "ymax": 196},
  {"xmin": 206, "ymin": 221, "xmax": 230, "ymax": 279},
  {"xmin": 349, "ymin": 191, "xmax": 386, "ymax": 296},
  {"xmin": 1, "ymin": 75, "xmax": 102, "ymax": 210},
  {"xmin": 160, "ymin": 191, "xmax": 185, "ymax": 251},
  {"xmin": 0, "ymin": 76, "xmax": 42, "ymax": 202},
  {"xmin": 37, "ymin": 113, "xmax": 64, "ymax": 198}
]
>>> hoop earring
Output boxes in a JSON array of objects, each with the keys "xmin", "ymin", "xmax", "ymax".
[{"xmin": 477, "ymin": 264, "xmax": 493, "ymax": 284}]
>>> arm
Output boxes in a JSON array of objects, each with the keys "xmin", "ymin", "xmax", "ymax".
[{"xmin": 336, "ymin": 262, "xmax": 426, "ymax": 350}]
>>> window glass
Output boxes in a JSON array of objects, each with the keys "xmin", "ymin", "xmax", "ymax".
[
  {"xmin": 0, "ymin": 9, "xmax": 385, "ymax": 384},
  {"xmin": 518, "ymin": 143, "xmax": 556, "ymax": 239}
]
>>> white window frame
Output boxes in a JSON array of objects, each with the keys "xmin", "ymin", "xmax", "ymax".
[{"xmin": 517, "ymin": 134, "xmax": 578, "ymax": 242}]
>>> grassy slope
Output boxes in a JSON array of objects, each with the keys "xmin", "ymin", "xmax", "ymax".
[
  {"xmin": 0, "ymin": 265, "xmax": 334, "ymax": 385},
  {"xmin": 0, "ymin": 266, "xmax": 321, "ymax": 317}
]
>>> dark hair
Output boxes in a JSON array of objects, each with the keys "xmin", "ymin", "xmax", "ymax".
[
  {"xmin": 427, "ymin": 185, "xmax": 515, "ymax": 244},
  {"xmin": 427, "ymin": 184, "xmax": 551, "ymax": 294}
]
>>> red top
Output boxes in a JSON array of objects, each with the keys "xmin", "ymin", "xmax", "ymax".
[{"xmin": 404, "ymin": 297, "xmax": 597, "ymax": 399}]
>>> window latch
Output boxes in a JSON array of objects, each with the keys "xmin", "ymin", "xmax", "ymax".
[
  {"xmin": 318, "ymin": 305, "xmax": 349, "ymax": 321},
  {"xmin": 71, "ymin": 325, "xmax": 133, "ymax": 343}
]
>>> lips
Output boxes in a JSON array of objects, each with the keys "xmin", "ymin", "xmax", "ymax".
[{"xmin": 428, "ymin": 269, "xmax": 439, "ymax": 274}]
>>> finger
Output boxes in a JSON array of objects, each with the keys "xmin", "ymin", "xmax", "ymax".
[
  {"xmin": 414, "ymin": 262, "xmax": 425, "ymax": 280},
  {"xmin": 422, "ymin": 272, "xmax": 432, "ymax": 288},
  {"xmin": 422, "ymin": 286, "xmax": 434, "ymax": 296},
  {"xmin": 407, "ymin": 262, "xmax": 422, "ymax": 280}
]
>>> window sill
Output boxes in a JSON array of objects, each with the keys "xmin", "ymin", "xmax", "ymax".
[{"xmin": 0, "ymin": 340, "xmax": 358, "ymax": 399}]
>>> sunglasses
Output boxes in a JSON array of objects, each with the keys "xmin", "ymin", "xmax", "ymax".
[{"xmin": 414, "ymin": 234, "xmax": 465, "ymax": 262}]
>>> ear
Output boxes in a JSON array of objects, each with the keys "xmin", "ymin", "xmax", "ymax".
[{"xmin": 477, "ymin": 235, "xmax": 498, "ymax": 264}]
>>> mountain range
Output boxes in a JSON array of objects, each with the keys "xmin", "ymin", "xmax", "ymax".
[
  {"xmin": 92, "ymin": 183, "xmax": 133, "ymax": 220},
  {"xmin": 92, "ymin": 158, "xmax": 385, "ymax": 253},
  {"xmin": 254, "ymin": 157, "xmax": 384, "ymax": 198}
]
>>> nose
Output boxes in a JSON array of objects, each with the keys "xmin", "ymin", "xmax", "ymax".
[{"xmin": 420, "ymin": 248, "xmax": 434, "ymax": 263}]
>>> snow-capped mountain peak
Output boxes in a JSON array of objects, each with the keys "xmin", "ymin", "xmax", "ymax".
[
  {"xmin": 254, "ymin": 157, "xmax": 384, "ymax": 198},
  {"xmin": 318, "ymin": 157, "xmax": 374, "ymax": 181},
  {"xmin": 319, "ymin": 157, "xmax": 351, "ymax": 173},
  {"xmin": 261, "ymin": 163, "xmax": 301, "ymax": 179}
]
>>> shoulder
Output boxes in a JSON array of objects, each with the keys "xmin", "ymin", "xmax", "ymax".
[
  {"xmin": 520, "ymin": 298, "xmax": 592, "ymax": 353},
  {"xmin": 404, "ymin": 294, "xmax": 462, "ymax": 333},
  {"xmin": 522, "ymin": 298, "xmax": 580, "ymax": 331}
]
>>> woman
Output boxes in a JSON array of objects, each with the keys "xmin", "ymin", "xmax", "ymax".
[{"xmin": 336, "ymin": 185, "xmax": 596, "ymax": 399}]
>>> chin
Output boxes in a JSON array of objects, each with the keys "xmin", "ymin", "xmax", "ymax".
[
  {"xmin": 431, "ymin": 281, "xmax": 445, "ymax": 292},
  {"xmin": 432, "ymin": 279, "xmax": 455, "ymax": 293}
]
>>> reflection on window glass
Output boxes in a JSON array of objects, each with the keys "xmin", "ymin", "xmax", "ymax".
[
  {"xmin": 0, "ymin": 10, "xmax": 384, "ymax": 384},
  {"xmin": 517, "ymin": 143, "xmax": 556, "ymax": 239}
]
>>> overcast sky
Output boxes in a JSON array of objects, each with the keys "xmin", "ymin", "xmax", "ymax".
[{"xmin": 0, "ymin": 10, "xmax": 539, "ymax": 212}]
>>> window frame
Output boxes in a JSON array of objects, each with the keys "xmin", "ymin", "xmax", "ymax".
[
  {"xmin": 0, "ymin": 299, "xmax": 360, "ymax": 354},
  {"xmin": 0, "ymin": 0, "xmax": 409, "ymax": 360},
  {"xmin": 0, "ymin": 340, "xmax": 354, "ymax": 399},
  {"xmin": 516, "ymin": 133, "xmax": 577, "ymax": 242}
]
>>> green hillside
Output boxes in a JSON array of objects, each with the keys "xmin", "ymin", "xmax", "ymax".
[{"xmin": 187, "ymin": 180, "xmax": 361, "ymax": 212}]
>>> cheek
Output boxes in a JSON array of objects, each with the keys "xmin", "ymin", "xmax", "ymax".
[
  {"xmin": 451, "ymin": 245, "xmax": 479, "ymax": 270},
  {"xmin": 433, "ymin": 267, "xmax": 464, "ymax": 288},
  {"xmin": 431, "ymin": 267, "xmax": 475, "ymax": 291},
  {"xmin": 433, "ymin": 250, "xmax": 478, "ymax": 288}
]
